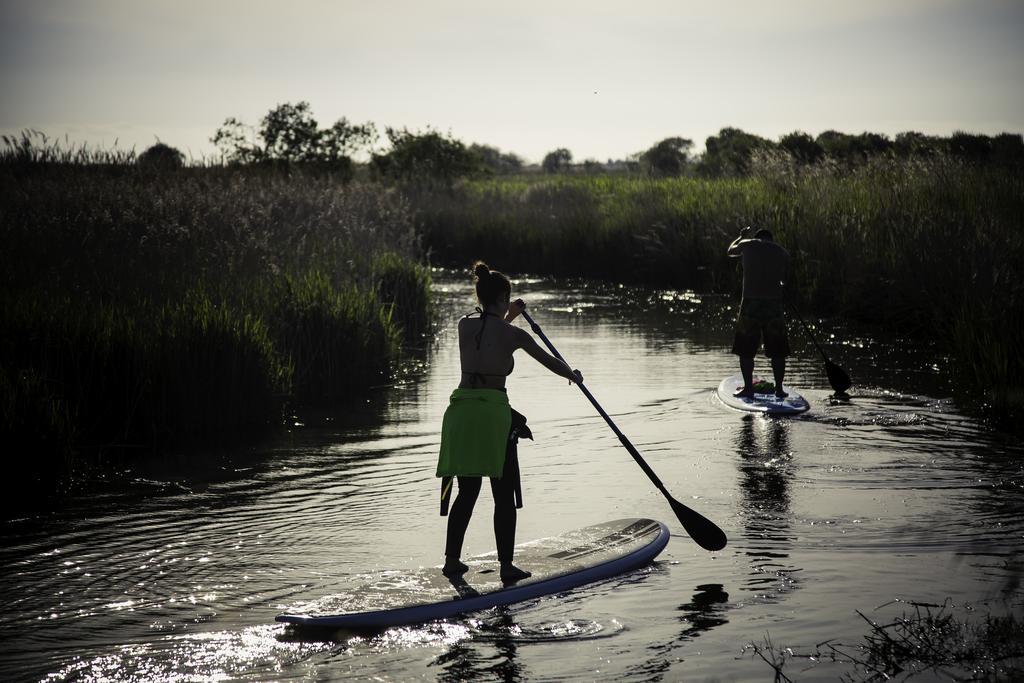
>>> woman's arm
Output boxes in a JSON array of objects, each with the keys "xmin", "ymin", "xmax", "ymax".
[
  {"xmin": 513, "ymin": 327, "xmax": 582, "ymax": 383},
  {"xmin": 505, "ymin": 298, "xmax": 525, "ymax": 323}
]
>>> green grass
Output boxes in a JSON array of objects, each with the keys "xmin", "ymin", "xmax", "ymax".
[
  {"xmin": 1, "ymin": 140, "xmax": 432, "ymax": 506},
  {"xmin": 264, "ymin": 270, "xmax": 399, "ymax": 403},
  {"xmin": 373, "ymin": 250, "xmax": 434, "ymax": 342},
  {"xmin": 411, "ymin": 158, "xmax": 1024, "ymax": 425},
  {"xmin": 0, "ymin": 290, "xmax": 295, "ymax": 505}
]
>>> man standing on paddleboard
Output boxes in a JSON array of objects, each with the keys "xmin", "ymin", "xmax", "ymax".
[{"xmin": 727, "ymin": 226, "xmax": 791, "ymax": 399}]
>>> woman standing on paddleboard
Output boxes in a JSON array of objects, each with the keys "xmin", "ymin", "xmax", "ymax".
[{"xmin": 437, "ymin": 262, "xmax": 582, "ymax": 583}]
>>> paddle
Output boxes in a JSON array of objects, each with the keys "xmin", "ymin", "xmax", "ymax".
[
  {"xmin": 521, "ymin": 309, "xmax": 728, "ymax": 552},
  {"xmin": 793, "ymin": 312, "xmax": 852, "ymax": 394}
]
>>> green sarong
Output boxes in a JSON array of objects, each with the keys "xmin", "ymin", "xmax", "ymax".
[{"xmin": 436, "ymin": 388, "xmax": 512, "ymax": 478}]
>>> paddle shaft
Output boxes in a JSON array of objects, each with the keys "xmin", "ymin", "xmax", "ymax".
[
  {"xmin": 794, "ymin": 312, "xmax": 831, "ymax": 361},
  {"xmin": 791, "ymin": 309, "xmax": 853, "ymax": 392},
  {"xmin": 520, "ymin": 312, "xmax": 670, "ymax": 494},
  {"xmin": 520, "ymin": 309, "xmax": 727, "ymax": 551}
]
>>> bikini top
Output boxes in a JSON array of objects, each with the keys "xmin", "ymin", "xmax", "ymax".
[{"xmin": 462, "ymin": 308, "xmax": 514, "ymax": 386}]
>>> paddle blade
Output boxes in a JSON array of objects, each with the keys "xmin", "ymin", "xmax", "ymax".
[
  {"xmin": 825, "ymin": 359, "xmax": 852, "ymax": 393},
  {"xmin": 670, "ymin": 497, "xmax": 728, "ymax": 551}
]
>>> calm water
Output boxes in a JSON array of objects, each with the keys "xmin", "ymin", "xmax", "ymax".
[{"xmin": 2, "ymin": 274, "xmax": 1022, "ymax": 682}]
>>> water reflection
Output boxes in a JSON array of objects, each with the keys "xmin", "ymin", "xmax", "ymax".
[
  {"xmin": 675, "ymin": 583, "xmax": 730, "ymax": 637},
  {"xmin": 736, "ymin": 416, "xmax": 801, "ymax": 601},
  {"xmin": 435, "ymin": 610, "xmax": 526, "ymax": 682},
  {"xmin": 279, "ymin": 609, "xmax": 620, "ymax": 681},
  {"xmin": 620, "ymin": 582, "xmax": 733, "ymax": 681}
]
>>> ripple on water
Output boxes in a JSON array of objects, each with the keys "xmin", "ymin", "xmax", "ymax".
[{"xmin": 466, "ymin": 615, "xmax": 620, "ymax": 643}]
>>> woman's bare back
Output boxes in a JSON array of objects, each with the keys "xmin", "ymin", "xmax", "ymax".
[{"xmin": 458, "ymin": 314, "xmax": 519, "ymax": 389}]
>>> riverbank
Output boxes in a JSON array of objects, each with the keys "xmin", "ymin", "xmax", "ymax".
[
  {"xmin": 1, "ymin": 160, "xmax": 431, "ymax": 511},
  {"xmin": 410, "ymin": 157, "xmax": 1024, "ymax": 425}
]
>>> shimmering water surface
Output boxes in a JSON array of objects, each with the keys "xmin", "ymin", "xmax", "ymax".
[{"xmin": 3, "ymin": 275, "xmax": 1022, "ymax": 681}]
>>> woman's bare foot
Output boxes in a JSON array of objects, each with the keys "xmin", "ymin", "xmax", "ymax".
[
  {"xmin": 500, "ymin": 562, "xmax": 531, "ymax": 584},
  {"xmin": 441, "ymin": 559, "xmax": 469, "ymax": 577}
]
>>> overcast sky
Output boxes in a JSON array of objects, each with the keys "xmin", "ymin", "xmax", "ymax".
[{"xmin": 2, "ymin": 0, "xmax": 1022, "ymax": 163}]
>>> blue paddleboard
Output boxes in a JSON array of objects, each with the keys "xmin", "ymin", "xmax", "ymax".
[
  {"xmin": 276, "ymin": 518, "xmax": 669, "ymax": 629},
  {"xmin": 717, "ymin": 374, "xmax": 810, "ymax": 415}
]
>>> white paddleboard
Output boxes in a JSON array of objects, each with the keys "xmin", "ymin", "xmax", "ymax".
[
  {"xmin": 716, "ymin": 374, "xmax": 810, "ymax": 415},
  {"xmin": 276, "ymin": 518, "xmax": 669, "ymax": 629}
]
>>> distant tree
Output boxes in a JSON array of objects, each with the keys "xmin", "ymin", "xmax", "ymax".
[
  {"xmin": 640, "ymin": 137, "xmax": 693, "ymax": 176},
  {"xmin": 604, "ymin": 156, "xmax": 640, "ymax": 173},
  {"xmin": 817, "ymin": 130, "xmax": 891, "ymax": 163},
  {"xmin": 469, "ymin": 143, "xmax": 524, "ymax": 174},
  {"xmin": 582, "ymin": 158, "xmax": 605, "ymax": 174},
  {"xmin": 778, "ymin": 131, "xmax": 824, "ymax": 164},
  {"xmin": 949, "ymin": 131, "xmax": 992, "ymax": 163},
  {"xmin": 309, "ymin": 115, "xmax": 375, "ymax": 163},
  {"xmin": 260, "ymin": 102, "xmax": 321, "ymax": 162},
  {"xmin": 893, "ymin": 131, "xmax": 946, "ymax": 158},
  {"xmin": 138, "ymin": 142, "xmax": 184, "ymax": 170},
  {"xmin": 854, "ymin": 132, "xmax": 892, "ymax": 157},
  {"xmin": 541, "ymin": 148, "xmax": 573, "ymax": 173},
  {"xmin": 370, "ymin": 128, "xmax": 479, "ymax": 184},
  {"xmin": 816, "ymin": 130, "xmax": 856, "ymax": 161},
  {"xmin": 991, "ymin": 133, "xmax": 1024, "ymax": 167},
  {"xmin": 211, "ymin": 117, "xmax": 261, "ymax": 164},
  {"xmin": 697, "ymin": 128, "xmax": 775, "ymax": 177},
  {"xmin": 211, "ymin": 101, "xmax": 376, "ymax": 169}
]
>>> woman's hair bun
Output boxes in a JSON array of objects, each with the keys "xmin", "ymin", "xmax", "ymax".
[{"xmin": 471, "ymin": 260, "xmax": 511, "ymax": 306}]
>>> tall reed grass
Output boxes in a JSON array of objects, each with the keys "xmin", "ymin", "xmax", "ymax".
[
  {"xmin": 264, "ymin": 270, "xmax": 399, "ymax": 403},
  {"xmin": 1, "ymin": 136, "xmax": 432, "ymax": 507},
  {"xmin": 413, "ymin": 157, "xmax": 1024, "ymax": 424}
]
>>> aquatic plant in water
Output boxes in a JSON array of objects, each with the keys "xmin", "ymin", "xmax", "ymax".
[{"xmin": 746, "ymin": 600, "xmax": 1024, "ymax": 681}]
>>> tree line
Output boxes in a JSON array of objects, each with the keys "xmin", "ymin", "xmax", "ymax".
[
  {"xmin": 622, "ymin": 128, "xmax": 1024, "ymax": 177},
  {"xmin": 140, "ymin": 101, "xmax": 1023, "ymax": 183},
  {"xmin": 692, "ymin": 127, "xmax": 1024, "ymax": 177},
  {"xmin": 206, "ymin": 101, "xmax": 522, "ymax": 183}
]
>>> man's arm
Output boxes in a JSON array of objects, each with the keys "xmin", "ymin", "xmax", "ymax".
[{"xmin": 727, "ymin": 226, "xmax": 754, "ymax": 257}]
